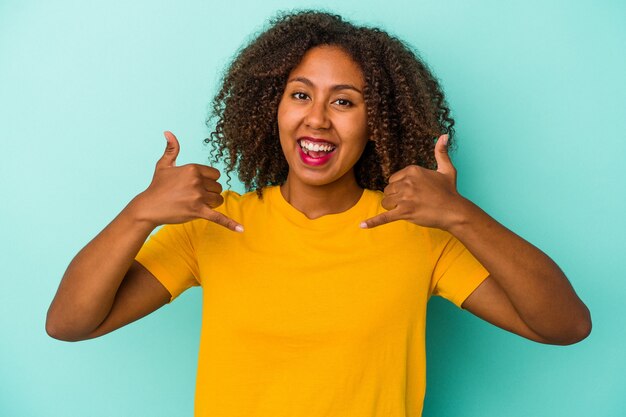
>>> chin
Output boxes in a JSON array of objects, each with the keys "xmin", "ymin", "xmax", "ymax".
[{"xmin": 291, "ymin": 167, "xmax": 354, "ymax": 189}]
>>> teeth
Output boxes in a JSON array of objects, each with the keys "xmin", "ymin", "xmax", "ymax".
[{"xmin": 299, "ymin": 139, "xmax": 336, "ymax": 152}]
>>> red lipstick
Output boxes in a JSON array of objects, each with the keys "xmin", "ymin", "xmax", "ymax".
[
  {"xmin": 298, "ymin": 145, "xmax": 335, "ymax": 166},
  {"xmin": 297, "ymin": 138, "xmax": 336, "ymax": 166}
]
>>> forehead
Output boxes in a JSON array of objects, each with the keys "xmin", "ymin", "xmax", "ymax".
[{"xmin": 288, "ymin": 45, "xmax": 365, "ymax": 88}]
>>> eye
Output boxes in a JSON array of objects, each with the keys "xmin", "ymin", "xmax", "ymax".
[
  {"xmin": 334, "ymin": 98, "xmax": 353, "ymax": 107},
  {"xmin": 291, "ymin": 92, "xmax": 309, "ymax": 101}
]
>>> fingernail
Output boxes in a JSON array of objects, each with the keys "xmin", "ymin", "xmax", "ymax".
[
  {"xmin": 235, "ymin": 225, "xmax": 244, "ymax": 233},
  {"xmin": 443, "ymin": 134, "xmax": 449, "ymax": 145},
  {"xmin": 359, "ymin": 222, "xmax": 368, "ymax": 229}
]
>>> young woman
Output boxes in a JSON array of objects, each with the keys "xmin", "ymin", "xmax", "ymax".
[{"xmin": 47, "ymin": 11, "xmax": 591, "ymax": 417}]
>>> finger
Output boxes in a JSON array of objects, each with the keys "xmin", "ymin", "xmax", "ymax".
[
  {"xmin": 178, "ymin": 164, "xmax": 221, "ymax": 182},
  {"xmin": 381, "ymin": 194, "xmax": 398, "ymax": 211},
  {"xmin": 202, "ymin": 179, "xmax": 223, "ymax": 194},
  {"xmin": 194, "ymin": 164, "xmax": 221, "ymax": 180},
  {"xmin": 156, "ymin": 131, "xmax": 180, "ymax": 169},
  {"xmin": 360, "ymin": 209, "xmax": 403, "ymax": 229},
  {"xmin": 203, "ymin": 210, "xmax": 244, "ymax": 233},
  {"xmin": 383, "ymin": 181, "xmax": 399, "ymax": 196},
  {"xmin": 434, "ymin": 134, "xmax": 455, "ymax": 175},
  {"xmin": 388, "ymin": 164, "xmax": 428, "ymax": 184},
  {"xmin": 387, "ymin": 166, "xmax": 410, "ymax": 184},
  {"xmin": 204, "ymin": 190, "xmax": 225, "ymax": 208}
]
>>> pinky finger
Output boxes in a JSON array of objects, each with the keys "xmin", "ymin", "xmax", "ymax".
[
  {"xmin": 203, "ymin": 209, "xmax": 244, "ymax": 233},
  {"xmin": 360, "ymin": 210, "xmax": 400, "ymax": 229}
]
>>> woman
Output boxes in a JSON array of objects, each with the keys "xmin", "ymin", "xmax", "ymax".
[{"xmin": 47, "ymin": 11, "xmax": 591, "ymax": 417}]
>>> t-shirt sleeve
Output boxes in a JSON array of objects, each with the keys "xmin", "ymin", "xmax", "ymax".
[
  {"xmin": 135, "ymin": 222, "xmax": 201, "ymax": 303},
  {"xmin": 428, "ymin": 229, "xmax": 490, "ymax": 309}
]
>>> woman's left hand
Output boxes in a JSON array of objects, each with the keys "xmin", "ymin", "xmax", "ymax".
[
  {"xmin": 360, "ymin": 134, "xmax": 467, "ymax": 231},
  {"xmin": 362, "ymin": 134, "xmax": 592, "ymax": 345}
]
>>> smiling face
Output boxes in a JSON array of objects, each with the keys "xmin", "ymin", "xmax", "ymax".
[{"xmin": 277, "ymin": 45, "xmax": 369, "ymax": 191}]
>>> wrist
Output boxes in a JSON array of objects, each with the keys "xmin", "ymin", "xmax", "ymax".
[
  {"xmin": 122, "ymin": 193, "xmax": 160, "ymax": 232},
  {"xmin": 444, "ymin": 195, "xmax": 481, "ymax": 235}
]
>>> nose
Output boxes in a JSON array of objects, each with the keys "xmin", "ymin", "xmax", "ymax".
[{"xmin": 304, "ymin": 100, "xmax": 330, "ymax": 130}]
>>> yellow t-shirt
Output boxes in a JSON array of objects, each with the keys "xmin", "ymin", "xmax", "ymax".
[{"xmin": 135, "ymin": 185, "xmax": 489, "ymax": 417}]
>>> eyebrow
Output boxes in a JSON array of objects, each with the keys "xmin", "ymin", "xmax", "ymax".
[{"xmin": 287, "ymin": 76, "xmax": 363, "ymax": 95}]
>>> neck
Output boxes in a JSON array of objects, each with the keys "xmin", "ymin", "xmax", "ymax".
[{"xmin": 279, "ymin": 172, "xmax": 363, "ymax": 220}]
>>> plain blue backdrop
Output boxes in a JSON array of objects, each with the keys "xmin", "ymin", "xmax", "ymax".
[{"xmin": 1, "ymin": 0, "xmax": 624, "ymax": 416}]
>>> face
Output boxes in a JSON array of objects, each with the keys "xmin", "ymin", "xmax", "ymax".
[{"xmin": 277, "ymin": 45, "xmax": 368, "ymax": 189}]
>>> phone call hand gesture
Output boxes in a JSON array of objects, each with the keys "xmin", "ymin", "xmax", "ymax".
[
  {"xmin": 131, "ymin": 131, "xmax": 243, "ymax": 232},
  {"xmin": 361, "ymin": 134, "xmax": 466, "ymax": 231}
]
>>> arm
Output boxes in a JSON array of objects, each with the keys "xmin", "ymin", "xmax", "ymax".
[
  {"xmin": 46, "ymin": 202, "xmax": 170, "ymax": 341},
  {"xmin": 361, "ymin": 134, "xmax": 591, "ymax": 345},
  {"xmin": 453, "ymin": 200, "xmax": 591, "ymax": 345},
  {"xmin": 46, "ymin": 131, "xmax": 243, "ymax": 342}
]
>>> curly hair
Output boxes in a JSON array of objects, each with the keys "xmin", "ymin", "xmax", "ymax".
[{"xmin": 205, "ymin": 10, "xmax": 455, "ymax": 196}]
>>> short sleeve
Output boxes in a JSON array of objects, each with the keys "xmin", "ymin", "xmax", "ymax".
[
  {"xmin": 428, "ymin": 229, "xmax": 490, "ymax": 309},
  {"xmin": 135, "ymin": 222, "xmax": 201, "ymax": 303}
]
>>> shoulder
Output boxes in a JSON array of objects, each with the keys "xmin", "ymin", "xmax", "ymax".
[
  {"xmin": 220, "ymin": 187, "xmax": 267, "ymax": 206},
  {"xmin": 360, "ymin": 188, "xmax": 384, "ymax": 215},
  {"xmin": 215, "ymin": 187, "xmax": 274, "ymax": 217},
  {"xmin": 363, "ymin": 188, "xmax": 384, "ymax": 201}
]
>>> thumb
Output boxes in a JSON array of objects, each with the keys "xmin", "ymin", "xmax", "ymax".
[
  {"xmin": 434, "ymin": 134, "xmax": 454, "ymax": 175},
  {"xmin": 156, "ymin": 131, "xmax": 180, "ymax": 169}
]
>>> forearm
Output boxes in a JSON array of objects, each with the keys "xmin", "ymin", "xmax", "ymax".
[
  {"xmin": 448, "ymin": 198, "xmax": 591, "ymax": 342},
  {"xmin": 46, "ymin": 196, "xmax": 156, "ymax": 338}
]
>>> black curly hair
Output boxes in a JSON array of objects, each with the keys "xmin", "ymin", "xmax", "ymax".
[{"xmin": 205, "ymin": 10, "xmax": 455, "ymax": 196}]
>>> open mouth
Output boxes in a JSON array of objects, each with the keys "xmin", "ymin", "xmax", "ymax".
[{"xmin": 297, "ymin": 138, "xmax": 337, "ymax": 158}]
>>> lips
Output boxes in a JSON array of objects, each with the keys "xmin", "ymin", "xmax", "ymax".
[{"xmin": 296, "ymin": 137, "xmax": 337, "ymax": 166}]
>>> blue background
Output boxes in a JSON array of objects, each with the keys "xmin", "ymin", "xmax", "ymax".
[{"xmin": 1, "ymin": 0, "xmax": 624, "ymax": 416}]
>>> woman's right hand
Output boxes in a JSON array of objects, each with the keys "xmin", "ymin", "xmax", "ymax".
[
  {"xmin": 130, "ymin": 131, "xmax": 244, "ymax": 232},
  {"xmin": 47, "ymin": 131, "xmax": 242, "ymax": 342}
]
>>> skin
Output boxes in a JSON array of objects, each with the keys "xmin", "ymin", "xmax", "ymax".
[
  {"xmin": 46, "ymin": 133, "xmax": 241, "ymax": 341},
  {"xmin": 277, "ymin": 45, "xmax": 369, "ymax": 219},
  {"xmin": 361, "ymin": 135, "xmax": 591, "ymax": 344},
  {"xmin": 47, "ymin": 45, "xmax": 591, "ymax": 346}
]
